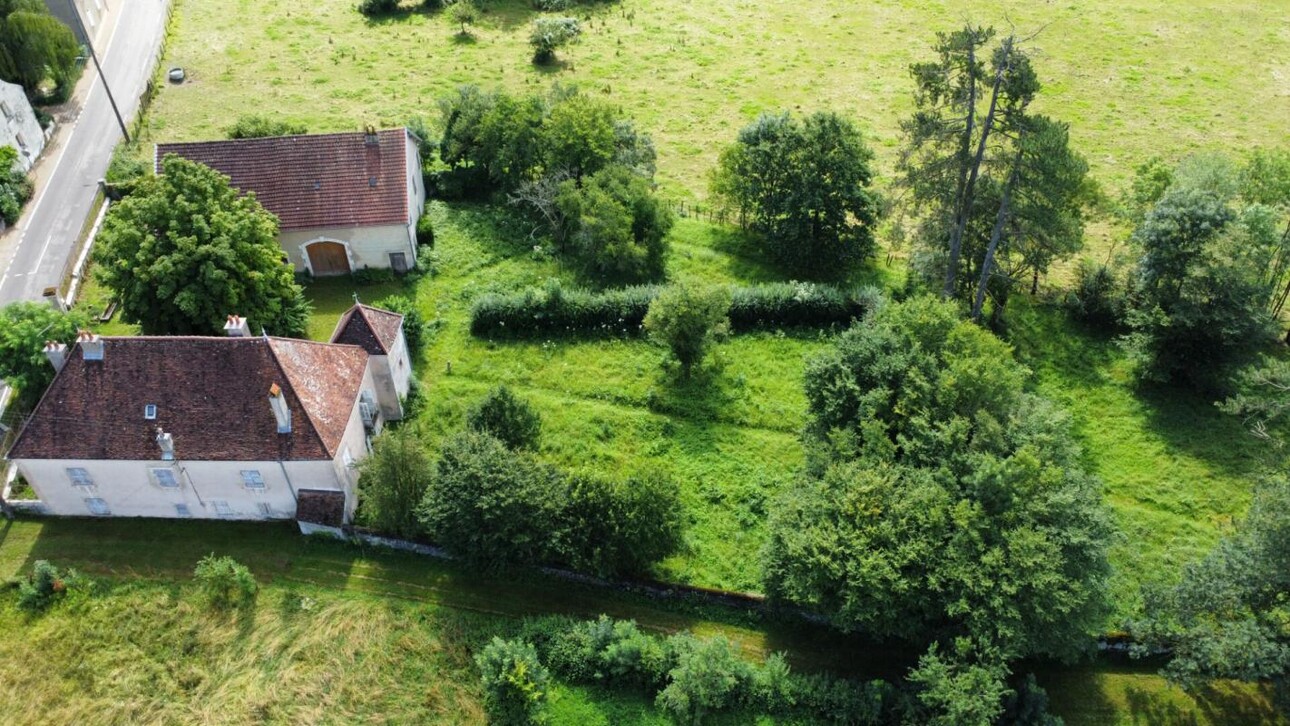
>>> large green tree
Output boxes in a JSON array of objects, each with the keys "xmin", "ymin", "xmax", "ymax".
[
  {"xmin": 643, "ymin": 283, "xmax": 731, "ymax": 376},
  {"xmin": 764, "ymin": 296, "xmax": 1111, "ymax": 719},
  {"xmin": 95, "ymin": 156, "xmax": 310, "ymax": 337},
  {"xmin": 711, "ymin": 110, "xmax": 878, "ymax": 278},
  {"xmin": 556, "ymin": 164, "xmax": 674, "ymax": 283},
  {"xmin": 0, "ymin": 7, "xmax": 79, "ymax": 99},
  {"xmin": 0, "ymin": 302, "xmax": 86, "ymax": 407},
  {"xmin": 1123, "ymin": 175, "xmax": 1277, "ymax": 390},
  {"xmin": 898, "ymin": 27, "xmax": 1089, "ymax": 319}
]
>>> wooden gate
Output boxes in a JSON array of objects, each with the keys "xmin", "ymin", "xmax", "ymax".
[{"xmin": 307, "ymin": 241, "xmax": 351, "ymax": 276}]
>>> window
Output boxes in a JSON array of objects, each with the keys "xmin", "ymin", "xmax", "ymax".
[
  {"xmin": 257, "ymin": 502, "xmax": 273, "ymax": 517},
  {"xmin": 342, "ymin": 449, "xmax": 355, "ymax": 468},
  {"xmin": 144, "ymin": 404, "xmax": 157, "ymax": 420},
  {"xmin": 212, "ymin": 501, "xmax": 233, "ymax": 517},
  {"xmin": 240, "ymin": 470, "xmax": 265, "ymax": 489},
  {"xmin": 0, "ymin": 101, "xmax": 10, "ymax": 119},
  {"xmin": 14, "ymin": 132, "xmax": 26, "ymax": 151},
  {"xmin": 85, "ymin": 498, "xmax": 110, "ymax": 516},
  {"xmin": 174, "ymin": 504, "xmax": 192, "ymax": 518},
  {"xmin": 151, "ymin": 468, "xmax": 178, "ymax": 488},
  {"xmin": 389, "ymin": 252, "xmax": 408, "ymax": 273},
  {"xmin": 66, "ymin": 467, "xmax": 93, "ymax": 487}
]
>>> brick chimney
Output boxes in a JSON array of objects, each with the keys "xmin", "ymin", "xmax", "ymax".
[
  {"xmin": 156, "ymin": 428, "xmax": 175, "ymax": 461},
  {"xmin": 224, "ymin": 314, "xmax": 249, "ymax": 337},
  {"xmin": 364, "ymin": 124, "xmax": 379, "ymax": 146},
  {"xmin": 44, "ymin": 341, "xmax": 67, "ymax": 372},
  {"xmin": 268, "ymin": 383, "xmax": 292, "ymax": 433},
  {"xmin": 78, "ymin": 330, "xmax": 104, "ymax": 361}
]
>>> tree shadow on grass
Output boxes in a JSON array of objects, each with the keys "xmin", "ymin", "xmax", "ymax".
[
  {"xmin": 1135, "ymin": 379, "xmax": 1271, "ymax": 482},
  {"xmin": 644, "ymin": 359, "xmax": 743, "ymax": 427}
]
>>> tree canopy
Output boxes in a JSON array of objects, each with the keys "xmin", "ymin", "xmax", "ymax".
[
  {"xmin": 0, "ymin": 302, "xmax": 87, "ymax": 407},
  {"xmin": 764, "ymin": 296, "xmax": 1112, "ymax": 719},
  {"xmin": 95, "ymin": 155, "xmax": 310, "ymax": 337},
  {"xmin": 712, "ymin": 110, "xmax": 878, "ymax": 278},
  {"xmin": 0, "ymin": 144, "xmax": 32, "ymax": 225},
  {"xmin": 643, "ymin": 283, "xmax": 731, "ymax": 376},
  {"xmin": 0, "ymin": 6, "xmax": 79, "ymax": 100},
  {"xmin": 897, "ymin": 26, "xmax": 1090, "ymax": 320}
]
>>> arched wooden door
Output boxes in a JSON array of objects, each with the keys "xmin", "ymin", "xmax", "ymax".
[{"xmin": 307, "ymin": 241, "xmax": 351, "ymax": 276}]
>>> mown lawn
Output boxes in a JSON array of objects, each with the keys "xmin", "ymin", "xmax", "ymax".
[{"xmin": 0, "ymin": 517, "xmax": 1282, "ymax": 725}]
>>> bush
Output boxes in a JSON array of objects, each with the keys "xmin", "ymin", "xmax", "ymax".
[
  {"xmin": 0, "ymin": 146, "xmax": 33, "ymax": 226},
  {"xmin": 373, "ymin": 294, "xmax": 428, "ymax": 360},
  {"xmin": 1067, "ymin": 259, "xmax": 1126, "ymax": 329},
  {"xmin": 466, "ymin": 385, "xmax": 542, "ymax": 450},
  {"xmin": 418, "ymin": 431, "xmax": 567, "ymax": 568},
  {"xmin": 415, "ymin": 214, "xmax": 435, "ymax": 248},
  {"xmin": 530, "ymin": 17, "xmax": 581, "ymax": 64},
  {"xmin": 357, "ymin": 426, "xmax": 434, "ymax": 538},
  {"xmin": 193, "ymin": 554, "xmax": 258, "ymax": 609},
  {"xmin": 470, "ymin": 280, "xmax": 879, "ymax": 339},
  {"xmin": 225, "ymin": 114, "xmax": 307, "ymax": 139},
  {"xmin": 358, "ymin": 0, "xmax": 399, "ymax": 15},
  {"xmin": 561, "ymin": 470, "xmax": 684, "ymax": 576},
  {"xmin": 644, "ymin": 283, "xmax": 731, "ymax": 376},
  {"xmin": 556, "ymin": 164, "xmax": 673, "ymax": 284},
  {"xmin": 656, "ymin": 635, "xmax": 753, "ymax": 723},
  {"xmin": 16, "ymin": 561, "xmax": 86, "ymax": 613},
  {"xmin": 476, "ymin": 637, "xmax": 550, "ymax": 725}
]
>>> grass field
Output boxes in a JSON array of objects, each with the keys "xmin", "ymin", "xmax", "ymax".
[
  {"xmin": 145, "ymin": 0, "xmax": 1290, "ymax": 202},
  {"xmin": 0, "ymin": 517, "xmax": 1282, "ymax": 725}
]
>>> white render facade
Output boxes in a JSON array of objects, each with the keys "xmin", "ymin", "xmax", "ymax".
[{"xmin": 0, "ymin": 79, "xmax": 45, "ymax": 171}]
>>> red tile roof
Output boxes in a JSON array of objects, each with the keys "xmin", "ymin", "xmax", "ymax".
[
  {"xmin": 155, "ymin": 129, "xmax": 413, "ymax": 232},
  {"xmin": 296, "ymin": 489, "xmax": 346, "ymax": 527},
  {"xmin": 330, "ymin": 304, "xmax": 404, "ymax": 355},
  {"xmin": 8, "ymin": 336, "xmax": 370, "ymax": 462}
]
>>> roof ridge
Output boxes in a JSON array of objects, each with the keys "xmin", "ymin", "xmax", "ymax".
[
  {"xmin": 264, "ymin": 339, "xmax": 335, "ymax": 458},
  {"xmin": 157, "ymin": 128, "xmax": 407, "ymax": 148}
]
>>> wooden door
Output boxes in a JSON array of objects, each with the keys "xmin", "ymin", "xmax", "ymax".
[{"xmin": 308, "ymin": 242, "xmax": 350, "ymax": 276}]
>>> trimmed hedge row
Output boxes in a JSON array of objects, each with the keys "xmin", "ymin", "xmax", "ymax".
[{"xmin": 470, "ymin": 280, "xmax": 882, "ymax": 338}]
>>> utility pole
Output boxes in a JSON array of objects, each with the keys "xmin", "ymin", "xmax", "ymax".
[{"xmin": 64, "ymin": 0, "xmax": 130, "ymax": 143}]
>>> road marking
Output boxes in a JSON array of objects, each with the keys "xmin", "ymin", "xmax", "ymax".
[{"xmin": 30, "ymin": 235, "xmax": 55, "ymax": 275}]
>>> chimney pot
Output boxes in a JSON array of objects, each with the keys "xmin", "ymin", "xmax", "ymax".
[
  {"xmin": 44, "ymin": 341, "xmax": 68, "ymax": 372},
  {"xmin": 364, "ymin": 125, "xmax": 379, "ymax": 145},
  {"xmin": 224, "ymin": 314, "xmax": 250, "ymax": 337},
  {"xmin": 268, "ymin": 383, "xmax": 291, "ymax": 433},
  {"xmin": 77, "ymin": 330, "xmax": 104, "ymax": 361},
  {"xmin": 156, "ymin": 428, "xmax": 175, "ymax": 461}
]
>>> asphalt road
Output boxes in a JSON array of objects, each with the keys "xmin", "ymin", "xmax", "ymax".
[{"xmin": 0, "ymin": 0, "xmax": 169, "ymax": 305}]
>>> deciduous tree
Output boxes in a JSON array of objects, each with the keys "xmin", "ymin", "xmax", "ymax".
[
  {"xmin": 712, "ymin": 111, "xmax": 878, "ymax": 278},
  {"xmin": 95, "ymin": 156, "xmax": 311, "ymax": 337},
  {"xmin": 0, "ymin": 302, "xmax": 86, "ymax": 407},
  {"xmin": 357, "ymin": 427, "xmax": 434, "ymax": 539},
  {"xmin": 643, "ymin": 284, "xmax": 731, "ymax": 376}
]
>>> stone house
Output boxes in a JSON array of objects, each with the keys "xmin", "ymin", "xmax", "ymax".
[
  {"xmin": 155, "ymin": 128, "xmax": 425, "ymax": 276},
  {"xmin": 5, "ymin": 303, "xmax": 413, "ymax": 524},
  {"xmin": 0, "ymin": 80, "xmax": 45, "ymax": 172}
]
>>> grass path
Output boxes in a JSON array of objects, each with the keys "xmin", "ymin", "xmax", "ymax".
[{"xmin": 0, "ymin": 517, "xmax": 1282, "ymax": 725}]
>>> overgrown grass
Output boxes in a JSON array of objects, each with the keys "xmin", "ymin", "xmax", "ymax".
[
  {"xmin": 144, "ymin": 0, "xmax": 1289, "ymax": 203},
  {"xmin": 0, "ymin": 518, "xmax": 1280, "ymax": 725}
]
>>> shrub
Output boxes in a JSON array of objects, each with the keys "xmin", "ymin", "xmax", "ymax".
[
  {"xmin": 562, "ymin": 471, "xmax": 684, "ymax": 576},
  {"xmin": 470, "ymin": 281, "xmax": 880, "ymax": 339},
  {"xmin": 0, "ymin": 146, "xmax": 33, "ymax": 226},
  {"xmin": 556, "ymin": 164, "xmax": 673, "ymax": 284},
  {"xmin": 644, "ymin": 283, "xmax": 731, "ymax": 376},
  {"xmin": 357, "ymin": 426, "xmax": 434, "ymax": 538},
  {"xmin": 418, "ymin": 431, "xmax": 567, "ymax": 568},
  {"xmin": 530, "ymin": 17, "xmax": 581, "ymax": 64},
  {"xmin": 16, "ymin": 561, "xmax": 86, "ymax": 613},
  {"xmin": 1066, "ymin": 259, "xmax": 1126, "ymax": 329},
  {"xmin": 656, "ymin": 634, "xmax": 753, "ymax": 723},
  {"xmin": 359, "ymin": 0, "xmax": 399, "ymax": 15},
  {"xmin": 532, "ymin": 0, "xmax": 574, "ymax": 9},
  {"xmin": 225, "ymin": 114, "xmax": 307, "ymax": 139},
  {"xmin": 192, "ymin": 554, "xmax": 258, "ymax": 609},
  {"xmin": 415, "ymin": 214, "xmax": 435, "ymax": 248},
  {"xmin": 466, "ymin": 385, "xmax": 542, "ymax": 450},
  {"xmin": 374, "ymin": 295, "xmax": 428, "ymax": 360},
  {"xmin": 476, "ymin": 637, "xmax": 550, "ymax": 725}
]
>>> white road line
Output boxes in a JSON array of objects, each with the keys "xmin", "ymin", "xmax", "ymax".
[{"xmin": 30, "ymin": 235, "xmax": 55, "ymax": 275}]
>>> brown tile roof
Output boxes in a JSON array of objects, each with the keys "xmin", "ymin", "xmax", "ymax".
[
  {"xmin": 8, "ymin": 336, "xmax": 370, "ymax": 462},
  {"xmin": 155, "ymin": 129, "xmax": 412, "ymax": 232},
  {"xmin": 296, "ymin": 489, "xmax": 346, "ymax": 527},
  {"xmin": 330, "ymin": 304, "xmax": 404, "ymax": 355}
]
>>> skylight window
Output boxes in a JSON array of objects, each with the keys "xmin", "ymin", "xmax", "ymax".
[{"xmin": 144, "ymin": 404, "xmax": 157, "ymax": 420}]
